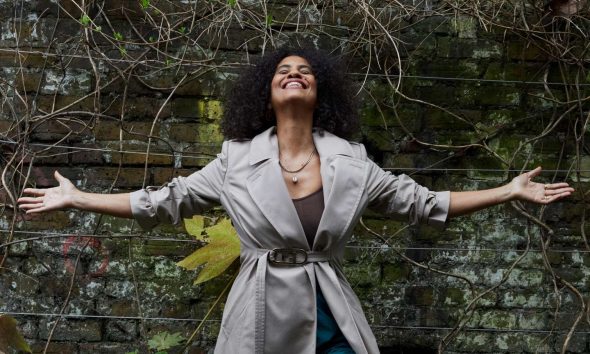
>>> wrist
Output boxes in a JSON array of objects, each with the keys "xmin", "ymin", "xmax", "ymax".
[
  {"xmin": 501, "ymin": 182, "xmax": 515, "ymax": 203},
  {"xmin": 70, "ymin": 190, "xmax": 86, "ymax": 209}
]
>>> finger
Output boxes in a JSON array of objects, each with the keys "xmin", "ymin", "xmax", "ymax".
[
  {"xmin": 541, "ymin": 191, "xmax": 572, "ymax": 203},
  {"xmin": 22, "ymin": 188, "xmax": 46, "ymax": 196},
  {"xmin": 527, "ymin": 166, "xmax": 542, "ymax": 180},
  {"xmin": 19, "ymin": 203, "xmax": 45, "ymax": 211},
  {"xmin": 545, "ymin": 182, "xmax": 572, "ymax": 190},
  {"xmin": 25, "ymin": 206, "xmax": 48, "ymax": 214},
  {"xmin": 17, "ymin": 197, "xmax": 44, "ymax": 204},
  {"xmin": 545, "ymin": 187, "xmax": 575, "ymax": 196}
]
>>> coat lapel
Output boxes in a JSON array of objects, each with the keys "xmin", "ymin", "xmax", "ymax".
[
  {"xmin": 246, "ymin": 127, "xmax": 308, "ymax": 248},
  {"xmin": 313, "ymin": 130, "xmax": 367, "ymax": 250}
]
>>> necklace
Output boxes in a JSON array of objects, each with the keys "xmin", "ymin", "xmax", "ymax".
[{"xmin": 279, "ymin": 148, "xmax": 316, "ymax": 184}]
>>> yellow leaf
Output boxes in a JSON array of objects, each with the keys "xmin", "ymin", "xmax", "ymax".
[
  {"xmin": 204, "ymin": 218, "xmax": 236, "ymax": 241},
  {"xmin": 184, "ymin": 215, "xmax": 205, "ymax": 240},
  {"xmin": 177, "ymin": 217, "xmax": 240, "ymax": 283},
  {"xmin": 194, "ymin": 253, "xmax": 237, "ymax": 284},
  {"xmin": 0, "ymin": 315, "xmax": 32, "ymax": 353}
]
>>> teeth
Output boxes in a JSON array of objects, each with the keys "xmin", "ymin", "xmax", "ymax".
[{"xmin": 285, "ymin": 82, "xmax": 303, "ymax": 88}]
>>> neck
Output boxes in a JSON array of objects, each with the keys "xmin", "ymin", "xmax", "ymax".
[{"xmin": 275, "ymin": 114, "xmax": 314, "ymax": 157}]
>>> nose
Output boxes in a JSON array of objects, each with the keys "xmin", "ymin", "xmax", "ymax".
[{"xmin": 287, "ymin": 70, "xmax": 302, "ymax": 78}]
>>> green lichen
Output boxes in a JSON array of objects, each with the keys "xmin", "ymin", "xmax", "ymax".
[
  {"xmin": 480, "ymin": 310, "xmax": 517, "ymax": 329},
  {"xmin": 452, "ymin": 16, "xmax": 477, "ymax": 39}
]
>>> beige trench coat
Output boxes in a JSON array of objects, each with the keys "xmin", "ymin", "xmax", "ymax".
[{"xmin": 130, "ymin": 126, "xmax": 450, "ymax": 354}]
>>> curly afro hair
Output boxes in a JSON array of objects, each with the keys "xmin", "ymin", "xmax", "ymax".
[{"xmin": 221, "ymin": 48, "xmax": 360, "ymax": 140}]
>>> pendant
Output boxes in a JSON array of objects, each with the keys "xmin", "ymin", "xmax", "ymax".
[{"xmin": 292, "ymin": 176, "xmax": 298, "ymax": 183}]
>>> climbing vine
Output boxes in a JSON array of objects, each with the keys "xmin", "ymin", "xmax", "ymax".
[{"xmin": 0, "ymin": 0, "xmax": 588, "ymax": 352}]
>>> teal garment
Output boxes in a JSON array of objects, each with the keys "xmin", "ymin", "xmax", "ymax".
[{"xmin": 316, "ymin": 289, "xmax": 355, "ymax": 354}]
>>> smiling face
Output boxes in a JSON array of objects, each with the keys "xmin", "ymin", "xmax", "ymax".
[{"xmin": 270, "ymin": 55, "xmax": 317, "ymax": 112}]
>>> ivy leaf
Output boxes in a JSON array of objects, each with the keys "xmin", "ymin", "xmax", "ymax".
[
  {"xmin": 177, "ymin": 217, "xmax": 240, "ymax": 284},
  {"xmin": 147, "ymin": 331, "xmax": 185, "ymax": 351},
  {"xmin": 184, "ymin": 215, "xmax": 205, "ymax": 240},
  {"xmin": 0, "ymin": 315, "xmax": 32, "ymax": 353}
]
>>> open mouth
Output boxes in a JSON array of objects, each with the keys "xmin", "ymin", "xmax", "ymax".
[{"xmin": 282, "ymin": 79, "xmax": 307, "ymax": 89}]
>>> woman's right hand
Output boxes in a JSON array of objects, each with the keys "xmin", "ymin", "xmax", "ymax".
[{"xmin": 17, "ymin": 171, "xmax": 80, "ymax": 214}]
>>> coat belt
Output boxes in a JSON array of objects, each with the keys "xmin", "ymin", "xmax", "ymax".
[{"xmin": 241, "ymin": 248, "xmax": 332, "ymax": 353}]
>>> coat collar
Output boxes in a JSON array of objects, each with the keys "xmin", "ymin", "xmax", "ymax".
[
  {"xmin": 246, "ymin": 126, "xmax": 365, "ymax": 251},
  {"xmin": 248, "ymin": 126, "xmax": 354, "ymax": 165}
]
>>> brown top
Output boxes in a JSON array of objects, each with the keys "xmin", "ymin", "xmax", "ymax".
[{"xmin": 292, "ymin": 188, "xmax": 324, "ymax": 248}]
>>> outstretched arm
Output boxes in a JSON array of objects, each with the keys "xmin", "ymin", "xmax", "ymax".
[
  {"xmin": 17, "ymin": 171, "xmax": 132, "ymax": 218},
  {"xmin": 448, "ymin": 167, "xmax": 574, "ymax": 218}
]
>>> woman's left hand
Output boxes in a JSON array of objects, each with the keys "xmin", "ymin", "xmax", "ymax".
[{"xmin": 510, "ymin": 167, "xmax": 574, "ymax": 204}]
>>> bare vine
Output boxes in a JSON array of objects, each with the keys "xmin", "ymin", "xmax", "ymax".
[{"xmin": 0, "ymin": 0, "xmax": 588, "ymax": 352}]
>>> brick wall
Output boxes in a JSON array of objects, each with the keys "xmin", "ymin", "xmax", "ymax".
[{"xmin": 1, "ymin": 1, "xmax": 588, "ymax": 353}]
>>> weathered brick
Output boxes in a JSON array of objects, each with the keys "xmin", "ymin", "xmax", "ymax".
[
  {"xmin": 84, "ymin": 167, "xmax": 148, "ymax": 188},
  {"xmin": 152, "ymin": 167, "xmax": 194, "ymax": 185},
  {"xmin": 94, "ymin": 120, "xmax": 161, "ymax": 141},
  {"xmin": 36, "ymin": 95, "xmax": 97, "ymax": 113},
  {"xmin": 405, "ymin": 286, "xmax": 435, "ymax": 306},
  {"xmin": 30, "ymin": 118, "xmax": 94, "ymax": 141},
  {"xmin": 105, "ymin": 142, "xmax": 174, "ymax": 166},
  {"xmin": 437, "ymin": 38, "xmax": 502, "ymax": 59},
  {"xmin": 180, "ymin": 146, "xmax": 220, "ymax": 168},
  {"xmin": 70, "ymin": 143, "xmax": 105, "ymax": 164},
  {"xmin": 105, "ymin": 320, "xmax": 138, "ymax": 341},
  {"xmin": 102, "ymin": 96, "xmax": 171, "ymax": 120},
  {"xmin": 172, "ymin": 98, "xmax": 203, "ymax": 119},
  {"xmin": 507, "ymin": 41, "xmax": 547, "ymax": 61},
  {"xmin": 39, "ymin": 319, "xmax": 102, "ymax": 341},
  {"xmin": 168, "ymin": 123, "xmax": 200, "ymax": 142},
  {"xmin": 14, "ymin": 71, "xmax": 43, "ymax": 93},
  {"xmin": 29, "ymin": 341, "xmax": 78, "ymax": 354}
]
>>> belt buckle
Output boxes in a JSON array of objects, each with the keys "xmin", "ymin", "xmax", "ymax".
[{"xmin": 268, "ymin": 248, "xmax": 308, "ymax": 265}]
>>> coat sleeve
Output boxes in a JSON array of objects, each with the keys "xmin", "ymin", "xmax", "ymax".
[
  {"xmin": 361, "ymin": 148, "xmax": 450, "ymax": 229},
  {"xmin": 129, "ymin": 141, "xmax": 228, "ymax": 230}
]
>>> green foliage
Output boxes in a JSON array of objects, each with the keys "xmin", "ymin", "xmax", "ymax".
[
  {"xmin": 114, "ymin": 32, "xmax": 124, "ymax": 41},
  {"xmin": 0, "ymin": 315, "xmax": 32, "ymax": 353},
  {"xmin": 179, "ymin": 26, "xmax": 186, "ymax": 34},
  {"xmin": 228, "ymin": 0, "xmax": 237, "ymax": 7},
  {"xmin": 119, "ymin": 46, "xmax": 127, "ymax": 56},
  {"xmin": 265, "ymin": 14, "xmax": 273, "ymax": 26},
  {"xmin": 177, "ymin": 216, "xmax": 240, "ymax": 284},
  {"xmin": 80, "ymin": 14, "xmax": 91, "ymax": 26},
  {"xmin": 140, "ymin": 0, "xmax": 150, "ymax": 9},
  {"xmin": 148, "ymin": 331, "xmax": 185, "ymax": 351}
]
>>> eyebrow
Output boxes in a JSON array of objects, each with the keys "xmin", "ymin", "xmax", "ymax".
[{"xmin": 276, "ymin": 64, "xmax": 312, "ymax": 71}]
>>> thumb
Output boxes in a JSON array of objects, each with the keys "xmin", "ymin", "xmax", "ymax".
[
  {"xmin": 527, "ymin": 166, "xmax": 542, "ymax": 180},
  {"xmin": 54, "ymin": 170, "xmax": 67, "ymax": 183}
]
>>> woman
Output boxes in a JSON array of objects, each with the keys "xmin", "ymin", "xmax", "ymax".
[{"xmin": 18, "ymin": 48, "xmax": 573, "ymax": 354}]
